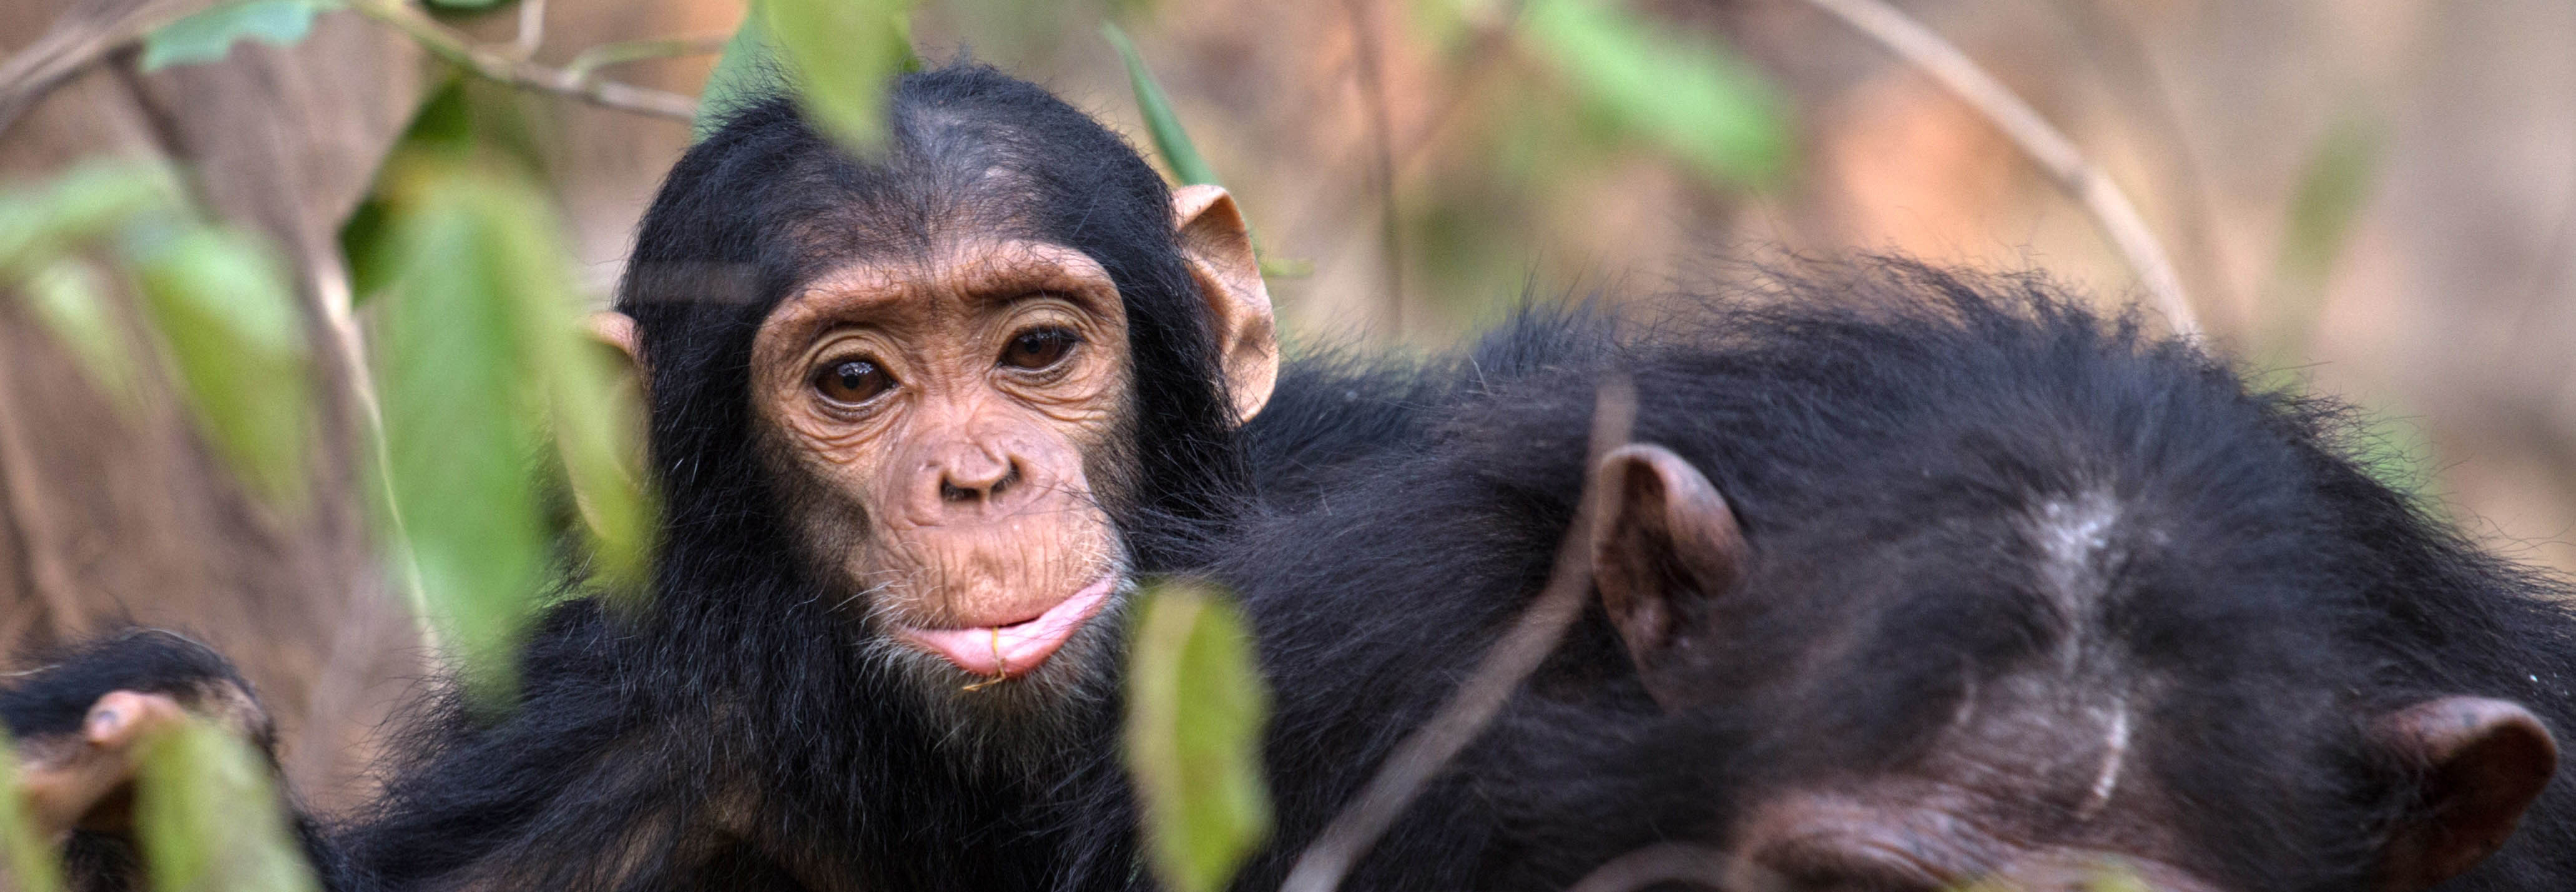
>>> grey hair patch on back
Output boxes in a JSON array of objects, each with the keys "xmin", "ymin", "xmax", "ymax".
[{"xmin": 2024, "ymin": 490, "xmax": 2124, "ymax": 658}]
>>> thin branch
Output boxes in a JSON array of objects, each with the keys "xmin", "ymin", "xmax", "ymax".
[
  {"xmin": 345, "ymin": 0, "xmax": 698, "ymax": 122},
  {"xmin": 563, "ymin": 33, "xmax": 731, "ymax": 81},
  {"xmin": 1279, "ymin": 377, "xmax": 1638, "ymax": 892},
  {"xmin": 1344, "ymin": 0, "xmax": 1407, "ymax": 342},
  {"xmin": 1793, "ymin": 0, "xmax": 2200, "ymax": 337},
  {"xmin": 0, "ymin": 0, "xmax": 193, "ymax": 138},
  {"xmin": 2049, "ymin": 0, "xmax": 2238, "ymax": 334},
  {"xmin": 508, "ymin": 0, "xmax": 550, "ymax": 61}
]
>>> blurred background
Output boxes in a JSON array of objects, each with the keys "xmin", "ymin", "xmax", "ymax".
[{"xmin": 2, "ymin": 0, "xmax": 2572, "ymax": 812}]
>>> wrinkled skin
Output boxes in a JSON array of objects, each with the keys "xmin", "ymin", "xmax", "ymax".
[{"xmin": 752, "ymin": 240, "xmax": 1138, "ymax": 679}]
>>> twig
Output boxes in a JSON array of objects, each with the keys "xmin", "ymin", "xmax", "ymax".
[
  {"xmin": 345, "ymin": 0, "xmax": 697, "ymax": 122},
  {"xmin": 1343, "ymin": 0, "xmax": 1407, "ymax": 342},
  {"xmin": 1278, "ymin": 377, "xmax": 1638, "ymax": 892},
  {"xmin": 563, "ymin": 33, "xmax": 731, "ymax": 81},
  {"xmin": 2048, "ymin": 0, "xmax": 2237, "ymax": 334},
  {"xmin": 0, "ymin": 0, "xmax": 699, "ymax": 137},
  {"xmin": 508, "ymin": 0, "xmax": 550, "ymax": 61},
  {"xmin": 1792, "ymin": 0, "xmax": 2200, "ymax": 337},
  {"xmin": 0, "ymin": 0, "xmax": 193, "ymax": 138}
]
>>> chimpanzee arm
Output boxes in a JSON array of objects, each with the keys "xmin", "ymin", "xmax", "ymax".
[
  {"xmin": 6, "ymin": 624, "xmax": 789, "ymax": 892},
  {"xmin": 330, "ymin": 602, "xmax": 798, "ymax": 892},
  {"xmin": 1, "ymin": 629, "xmax": 348, "ymax": 891}
]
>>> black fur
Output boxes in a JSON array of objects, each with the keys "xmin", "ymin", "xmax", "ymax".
[
  {"xmin": 0, "ymin": 630, "xmax": 257, "ymax": 741},
  {"xmin": 322, "ymin": 64, "xmax": 1276, "ymax": 891},
  {"xmin": 1212, "ymin": 261, "xmax": 2576, "ymax": 891},
  {"xmin": 0, "ymin": 64, "xmax": 1467, "ymax": 892}
]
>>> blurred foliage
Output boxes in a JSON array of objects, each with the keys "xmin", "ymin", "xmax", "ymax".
[
  {"xmin": 2267, "ymin": 114, "xmax": 2382, "ymax": 356},
  {"xmin": 140, "ymin": 0, "xmax": 335, "ymax": 72},
  {"xmin": 755, "ymin": 0, "xmax": 921, "ymax": 156},
  {"xmin": 344, "ymin": 75, "xmax": 549, "ymax": 305},
  {"xmin": 367, "ymin": 154, "xmax": 653, "ymax": 703},
  {"xmin": 696, "ymin": 7, "xmax": 775, "ymax": 140},
  {"xmin": 23, "ymin": 259, "xmax": 138, "ymax": 409},
  {"xmin": 131, "ymin": 226, "xmax": 314, "ymax": 504},
  {"xmin": 0, "ymin": 162, "xmax": 312, "ymax": 506},
  {"xmin": 2248, "ymin": 116, "xmax": 2429, "ymax": 503},
  {"xmin": 1104, "ymin": 23, "xmax": 1221, "ymax": 187},
  {"xmin": 1389, "ymin": 0, "xmax": 1791, "ymax": 330},
  {"xmin": 1126, "ymin": 580, "xmax": 1272, "ymax": 892},
  {"xmin": 135, "ymin": 721, "xmax": 321, "ymax": 892},
  {"xmin": 1518, "ymin": 0, "xmax": 1789, "ymax": 186},
  {"xmin": 0, "ymin": 732, "xmax": 67, "ymax": 892}
]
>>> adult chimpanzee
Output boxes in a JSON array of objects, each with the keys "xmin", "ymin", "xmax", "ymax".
[
  {"xmin": 1212, "ymin": 262, "xmax": 2576, "ymax": 891},
  {"xmin": 0, "ymin": 62, "xmax": 1380, "ymax": 891}
]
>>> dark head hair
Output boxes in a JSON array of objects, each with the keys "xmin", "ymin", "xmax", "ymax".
[{"xmin": 616, "ymin": 63, "xmax": 1244, "ymax": 585}]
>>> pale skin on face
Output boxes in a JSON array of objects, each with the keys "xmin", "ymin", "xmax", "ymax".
[{"xmin": 750, "ymin": 240, "xmax": 1133, "ymax": 632}]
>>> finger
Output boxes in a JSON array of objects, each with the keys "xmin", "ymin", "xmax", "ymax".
[{"xmin": 16, "ymin": 691, "xmax": 188, "ymax": 840}]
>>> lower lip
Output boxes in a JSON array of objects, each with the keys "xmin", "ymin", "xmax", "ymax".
[{"xmin": 893, "ymin": 575, "xmax": 1119, "ymax": 680}]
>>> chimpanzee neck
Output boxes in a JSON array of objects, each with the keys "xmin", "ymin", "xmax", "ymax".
[{"xmin": 629, "ymin": 553, "xmax": 1139, "ymax": 891}]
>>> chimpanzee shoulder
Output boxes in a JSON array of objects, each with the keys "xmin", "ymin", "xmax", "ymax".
[{"xmin": 1241, "ymin": 300, "xmax": 1618, "ymax": 512}]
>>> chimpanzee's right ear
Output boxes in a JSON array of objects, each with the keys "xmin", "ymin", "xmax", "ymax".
[
  {"xmin": 590, "ymin": 310, "xmax": 647, "ymax": 389},
  {"xmin": 2372, "ymin": 696, "xmax": 2559, "ymax": 891},
  {"xmin": 1588, "ymin": 443, "xmax": 1746, "ymax": 708}
]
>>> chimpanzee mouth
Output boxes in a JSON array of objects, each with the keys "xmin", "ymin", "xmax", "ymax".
[{"xmin": 892, "ymin": 574, "xmax": 1119, "ymax": 681}]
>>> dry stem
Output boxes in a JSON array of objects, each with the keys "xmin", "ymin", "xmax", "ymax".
[
  {"xmin": 347, "ymin": 0, "xmax": 697, "ymax": 122},
  {"xmin": 1794, "ymin": 0, "xmax": 2200, "ymax": 337}
]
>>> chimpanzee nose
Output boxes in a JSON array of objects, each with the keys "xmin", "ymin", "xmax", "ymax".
[{"xmin": 933, "ymin": 445, "xmax": 1022, "ymax": 507}]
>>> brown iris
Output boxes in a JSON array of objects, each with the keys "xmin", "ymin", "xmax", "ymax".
[
  {"xmin": 815, "ymin": 359, "xmax": 894, "ymax": 404},
  {"xmin": 1001, "ymin": 327, "xmax": 1078, "ymax": 370}
]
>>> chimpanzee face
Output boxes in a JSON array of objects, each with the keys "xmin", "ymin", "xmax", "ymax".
[
  {"xmin": 604, "ymin": 174, "xmax": 1274, "ymax": 722},
  {"xmin": 750, "ymin": 237, "xmax": 1136, "ymax": 684}
]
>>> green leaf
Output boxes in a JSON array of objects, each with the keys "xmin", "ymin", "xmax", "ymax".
[
  {"xmin": 1103, "ymin": 23, "xmax": 1221, "ymax": 187},
  {"xmin": 376, "ymin": 171, "xmax": 551, "ymax": 703},
  {"xmin": 133, "ymin": 721, "xmax": 320, "ymax": 892},
  {"xmin": 343, "ymin": 74, "xmax": 541, "ymax": 306},
  {"xmin": 0, "ymin": 161, "xmax": 180, "ymax": 277},
  {"xmin": 374, "ymin": 162, "xmax": 656, "ymax": 700},
  {"xmin": 24, "ymin": 257, "xmax": 142, "ymax": 409},
  {"xmin": 757, "ymin": 0, "xmax": 918, "ymax": 156},
  {"xmin": 130, "ymin": 225, "xmax": 313, "ymax": 506},
  {"xmin": 139, "ymin": 0, "xmax": 334, "ymax": 72},
  {"xmin": 2278, "ymin": 117, "xmax": 2379, "ymax": 287},
  {"xmin": 695, "ymin": 7, "xmax": 775, "ymax": 142},
  {"xmin": 1521, "ymin": 0, "xmax": 1790, "ymax": 186},
  {"xmin": 1126, "ymin": 580, "xmax": 1272, "ymax": 892},
  {"xmin": 0, "ymin": 731, "xmax": 67, "ymax": 892}
]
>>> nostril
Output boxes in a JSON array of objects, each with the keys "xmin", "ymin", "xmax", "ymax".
[
  {"xmin": 940, "ymin": 479, "xmax": 979, "ymax": 503},
  {"xmin": 990, "ymin": 461, "xmax": 1022, "ymax": 498}
]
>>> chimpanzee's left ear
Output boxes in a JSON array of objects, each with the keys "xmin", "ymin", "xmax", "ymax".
[
  {"xmin": 1171, "ymin": 184, "xmax": 1278, "ymax": 423},
  {"xmin": 1589, "ymin": 443, "xmax": 1747, "ymax": 708},
  {"xmin": 2372, "ymin": 696, "xmax": 2559, "ymax": 891}
]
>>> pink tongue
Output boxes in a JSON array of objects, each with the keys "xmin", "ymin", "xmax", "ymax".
[{"xmin": 897, "ymin": 577, "xmax": 1116, "ymax": 678}]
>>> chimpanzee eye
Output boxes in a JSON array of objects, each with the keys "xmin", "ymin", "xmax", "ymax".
[
  {"xmin": 1001, "ymin": 327, "xmax": 1079, "ymax": 370},
  {"xmin": 814, "ymin": 359, "xmax": 895, "ymax": 405}
]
